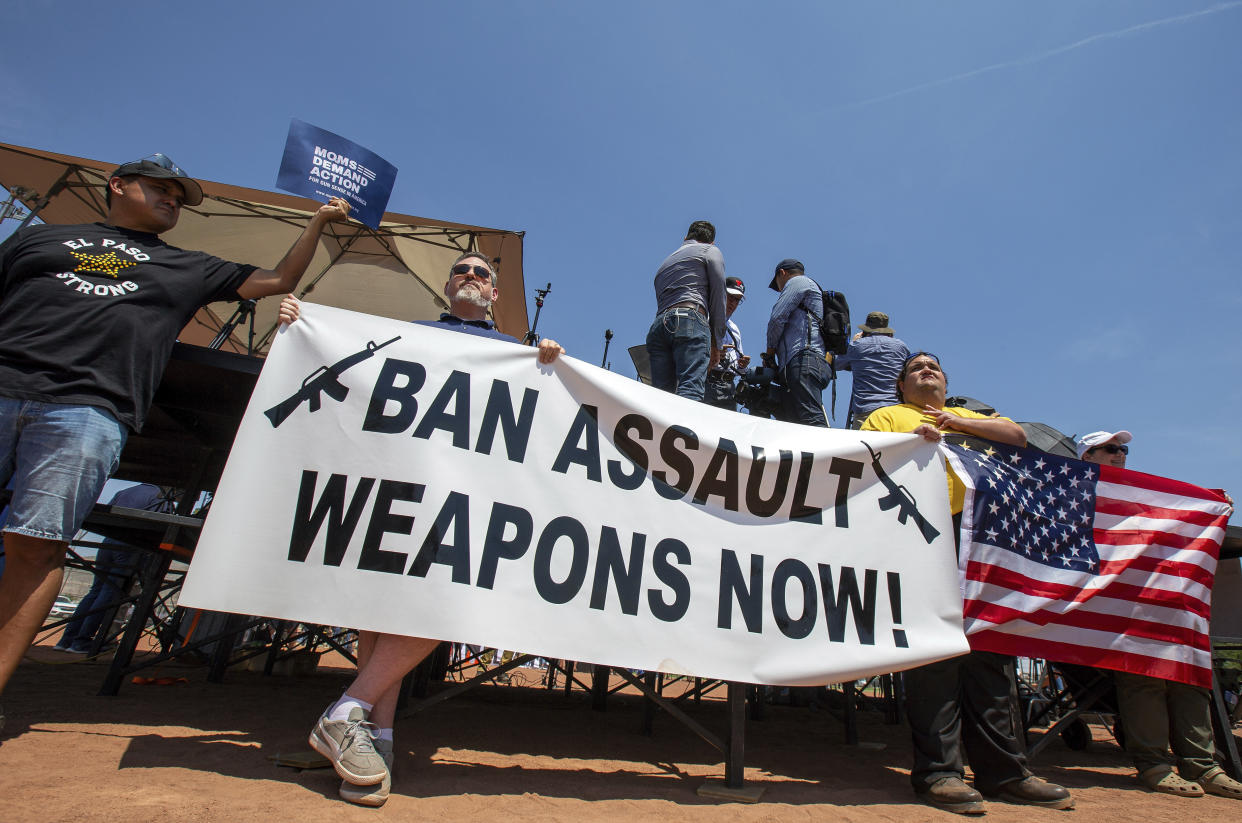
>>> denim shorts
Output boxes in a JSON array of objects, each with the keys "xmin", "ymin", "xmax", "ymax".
[{"xmin": 0, "ymin": 396, "xmax": 127, "ymax": 542}]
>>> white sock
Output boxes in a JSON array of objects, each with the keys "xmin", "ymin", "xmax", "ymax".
[
  {"xmin": 328, "ymin": 694, "xmax": 374, "ymax": 722},
  {"xmin": 375, "ymin": 728, "xmax": 394, "ymax": 742}
]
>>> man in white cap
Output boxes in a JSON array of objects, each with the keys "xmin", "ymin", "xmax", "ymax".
[
  {"xmin": 1075, "ymin": 430, "xmax": 1132, "ymax": 467},
  {"xmin": 1077, "ymin": 430, "xmax": 1242, "ymax": 800},
  {"xmin": 0, "ymin": 153, "xmax": 352, "ymax": 707},
  {"xmin": 704, "ymin": 276, "xmax": 750, "ymax": 411}
]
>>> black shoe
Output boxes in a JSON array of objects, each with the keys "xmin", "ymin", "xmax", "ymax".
[
  {"xmin": 987, "ymin": 776, "xmax": 1074, "ymax": 809},
  {"xmin": 917, "ymin": 777, "xmax": 986, "ymax": 815}
]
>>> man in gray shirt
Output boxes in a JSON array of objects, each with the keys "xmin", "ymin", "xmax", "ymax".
[
  {"xmin": 764, "ymin": 258, "xmax": 829, "ymax": 426},
  {"xmin": 646, "ymin": 220, "xmax": 726, "ymax": 401}
]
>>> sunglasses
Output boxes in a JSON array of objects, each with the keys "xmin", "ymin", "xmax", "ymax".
[
  {"xmin": 451, "ymin": 263, "xmax": 492, "ymax": 280},
  {"xmin": 1089, "ymin": 444, "xmax": 1129, "ymax": 455},
  {"xmin": 141, "ymin": 153, "xmax": 189, "ymax": 177},
  {"xmin": 903, "ymin": 351, "xmax": 939, "ymax": 366}
]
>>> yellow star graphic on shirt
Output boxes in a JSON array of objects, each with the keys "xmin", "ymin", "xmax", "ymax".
[{"xmin": 71, "ymin": 250, "xmax": 135, "ymax": 278}]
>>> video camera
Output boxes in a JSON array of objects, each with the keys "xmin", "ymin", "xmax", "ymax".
[{"xmin": 733, "ymin": 366, "xmax": 786, "ymax": 417}]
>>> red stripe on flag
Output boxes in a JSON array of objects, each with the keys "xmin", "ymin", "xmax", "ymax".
[
  {"xmin": 1095, "ymin": 498, "xmax": 1226, "ymax": 528},
  {"xmin": 1095, "ymin": 555, "xmax": 1215, "ymax": 589},
  {"xmin": 964, "ymin": 561, "xmax": 1210, "ymax": 618},
  {"xmin": 962, "ymin": 599, "xmax": 1210, "ymax": 650},
  {"xmin": 1099, "ymin": 465, "xmax": 1232, "ymax": 504},
  {"xmin": 966, "ymin": 629, "xmax": 1212, "ymax": 689},
  {"xmin": 1093, "ymin": 528, "xmax": 1222, "ymax": 556}
]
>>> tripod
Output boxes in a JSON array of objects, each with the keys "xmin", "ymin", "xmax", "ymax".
[{"xmin": 209, "ymin": 299, "xmax": 258, "ymax": 354}]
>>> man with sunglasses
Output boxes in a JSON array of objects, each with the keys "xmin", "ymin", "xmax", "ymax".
[
  {"xmin": 0, "ymin": 154, "xmax": 352, "ymax": 706},
  {"xmin": 863, "ymin": 353, "xmax": 1073, "ymax": 813},
  {"xmin": 278, "ymin": 251, "xmax": 564, "ymax": 806},
  {"xmin": 1077, "ymin": 430, "xmax": 1242, "ymax": 800},
  {"xmin": 647, "ymin": 220, "xmax": 726, "ymax": 402}
]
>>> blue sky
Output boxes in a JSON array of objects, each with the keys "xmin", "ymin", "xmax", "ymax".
[{"xmin": 3, "ymin": 1, "xmax": 1240, "ymax": 499}]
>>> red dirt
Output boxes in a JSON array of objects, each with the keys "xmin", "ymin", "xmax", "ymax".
[{"xmin": 3, "ymin": 641, "xmax": 1241, "ymax": 823}]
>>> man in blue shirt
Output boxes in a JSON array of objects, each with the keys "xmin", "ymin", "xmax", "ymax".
[
  {"xmin": 646, "ymin": 221, "xmax": 727, "ymax": 402},
  {"xmin": 833, "ymin": 311, "xmax": 910, "ymax": 429},
  {"xmin": 278, "ymin": 251, "xmax": 564, "ymax": 807},
  {"xmin": 763, "ymin": 259, "xmax": 829, "ymax": 427}
]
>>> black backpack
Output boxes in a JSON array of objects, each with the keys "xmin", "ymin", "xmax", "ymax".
[
  {"xmin": 797, "ymin": 286, "xmax": 851, "ymax": 356},
  {"xmin": 820, "ymin": 289, "xmax": 851, "ymax": 356},
  {"xmin": 795, "ymin": 286, "xmax": 851, "ymax": 422}
]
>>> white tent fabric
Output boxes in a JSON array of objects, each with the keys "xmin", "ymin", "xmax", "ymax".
[{"xmin": 0, "ymin": 142, "xmax": 529, "ymax": 354}]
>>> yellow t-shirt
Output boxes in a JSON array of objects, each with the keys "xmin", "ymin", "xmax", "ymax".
[{"xmin": 861, "ymin": 403, "xmax": 1009, "ymax": 514}]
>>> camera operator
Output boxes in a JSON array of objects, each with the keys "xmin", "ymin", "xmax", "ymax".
[
  {"xmin": 762, "ymin": 259, "xmax": 830, "ymax": 427},
  {"xmin": 704, "ymin": 277, "xmax": 750, "ymax": 411}
]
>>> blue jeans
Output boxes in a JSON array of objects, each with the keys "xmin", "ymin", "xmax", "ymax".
[
  {"xmin": 56, "ymin": 543, "xmax": 136, "ymax": 652},
  {"xmin": 704, "ymin": 374, "xmax": 736, "ymax": 410},
  {"xmin": 646, "ymin": 308, "xmax": 711, "ymax": 402},
  {"xmin": 778, "ymin": 350, "xmax": 830, "ymax": 427},
  {"xmin": 0, "ymin": 396, "xmax": 127, "ymax": 541}
]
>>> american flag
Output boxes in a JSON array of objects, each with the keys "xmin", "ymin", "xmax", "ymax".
[{"xmin": 942, "ymin": 439, "xmax": 1232, "ymax": 689}]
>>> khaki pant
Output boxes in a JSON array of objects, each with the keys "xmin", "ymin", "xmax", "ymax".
[{"xmin": 1114, "ymin": 670, "xmax": 1215, "ymax": 778}]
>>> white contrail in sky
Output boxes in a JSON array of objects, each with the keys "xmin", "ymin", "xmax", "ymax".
[{"xmin": 833, "ymin": 1, "xmax": 1242, "ymax": 112}]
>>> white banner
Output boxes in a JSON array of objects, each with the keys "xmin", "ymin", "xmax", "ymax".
[{"xmin": 180, "ymin": 304, "xmax": 970, "ymax": 685}]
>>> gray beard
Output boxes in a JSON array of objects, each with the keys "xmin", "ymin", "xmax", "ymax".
[{"xmin": 451, "ymin": 284, "xmax": 493, "ymax": 310}]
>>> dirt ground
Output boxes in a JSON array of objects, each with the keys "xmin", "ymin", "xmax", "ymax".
[{"xmin": 3, "ymin": 640, "xmax": 1242, "ymax": 823}]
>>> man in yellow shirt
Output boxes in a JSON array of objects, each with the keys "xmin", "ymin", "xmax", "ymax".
[{"xmin": 863, "ymin": 353, "xmax": 1073, "ymax": 814}]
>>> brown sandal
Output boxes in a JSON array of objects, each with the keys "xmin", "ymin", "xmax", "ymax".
[
  {"xmin": 1140, "ymin": 766, "xmax": 1204, "ymax": 797},
  {"xmin": 1199, "ymin": 768, "xmax": 1242, "ymax": 800}
]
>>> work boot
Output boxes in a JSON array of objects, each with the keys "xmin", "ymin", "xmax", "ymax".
[
  {"xmin": 917, "ymin": 776, "xmax": 985, "ymax": 815},
  {"xmin": 988, "ymin": 775, "xmax": 1074, "ymax": 809},
  {"xmin": 308, "ymin": 706, "xmax": 387, "ymax": 785}
]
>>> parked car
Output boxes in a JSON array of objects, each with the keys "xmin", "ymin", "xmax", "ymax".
[{"xmin": 48, "ymin": 595, "xmax": 77, "ymax": 619}]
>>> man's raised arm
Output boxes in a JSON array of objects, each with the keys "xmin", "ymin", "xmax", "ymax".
[{"xmin": 237, "ymin": 197, "xmax": 352, "ymax": 299}]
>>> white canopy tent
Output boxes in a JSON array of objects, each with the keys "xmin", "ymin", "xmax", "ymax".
[{"xmin": 0, "ymin": 142, "xmax": 530, "ymax": 354}]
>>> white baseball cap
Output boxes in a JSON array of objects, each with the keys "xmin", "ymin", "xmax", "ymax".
[{"xmin": 1075, "ymin": 430, "xmax": 1132, "ymax": 458}]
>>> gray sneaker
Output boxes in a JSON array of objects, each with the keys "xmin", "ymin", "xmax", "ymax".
[
  {"xmin": 339, "ymin": 738, "xmax": 394, "ymax": 806},
  {"xmin": 308, "ymin": 706, "xmax": 387, "ymax": 785}
]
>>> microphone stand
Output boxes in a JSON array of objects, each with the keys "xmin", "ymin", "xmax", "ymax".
[{"xmin": 523, "ymin": 283, "xmax": 552, "ymax": 346}]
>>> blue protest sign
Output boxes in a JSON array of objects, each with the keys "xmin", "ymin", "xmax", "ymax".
[{"xmin": 276, "ymin": 119, "xmax": 397, "ymax": 229}]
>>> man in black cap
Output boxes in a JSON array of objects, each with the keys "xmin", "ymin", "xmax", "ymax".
[
  {"xmin": 647, "ymin": 220, "xmax": 726, "ymax": 401},
  {"xmin": 763, "ymin": 259, "xmax": 830, "ymax": 426},
  {"xmin": 704, "ymin": 276, "xmax": 750, "ymax": 411},
  {"xmin": 0, "ymin": 153, "xmax": 351, "ymax": 700},
  {"xmin": 833, "ymin": 310, "xmax": 910, "ymax": 428}
]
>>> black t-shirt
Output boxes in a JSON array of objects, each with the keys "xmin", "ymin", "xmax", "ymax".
[{"xmin": 0, "ymin": 222, "xmax": 256, "ymax": 431}]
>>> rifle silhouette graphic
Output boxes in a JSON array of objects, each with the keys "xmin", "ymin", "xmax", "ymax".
[
  {"xmin": 264, "ymin": 335, "xmax": 401, "ymax": 427},
  {"xmin": 863, "ymin": 441, "xmax": 940, "ymax": 544}
]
